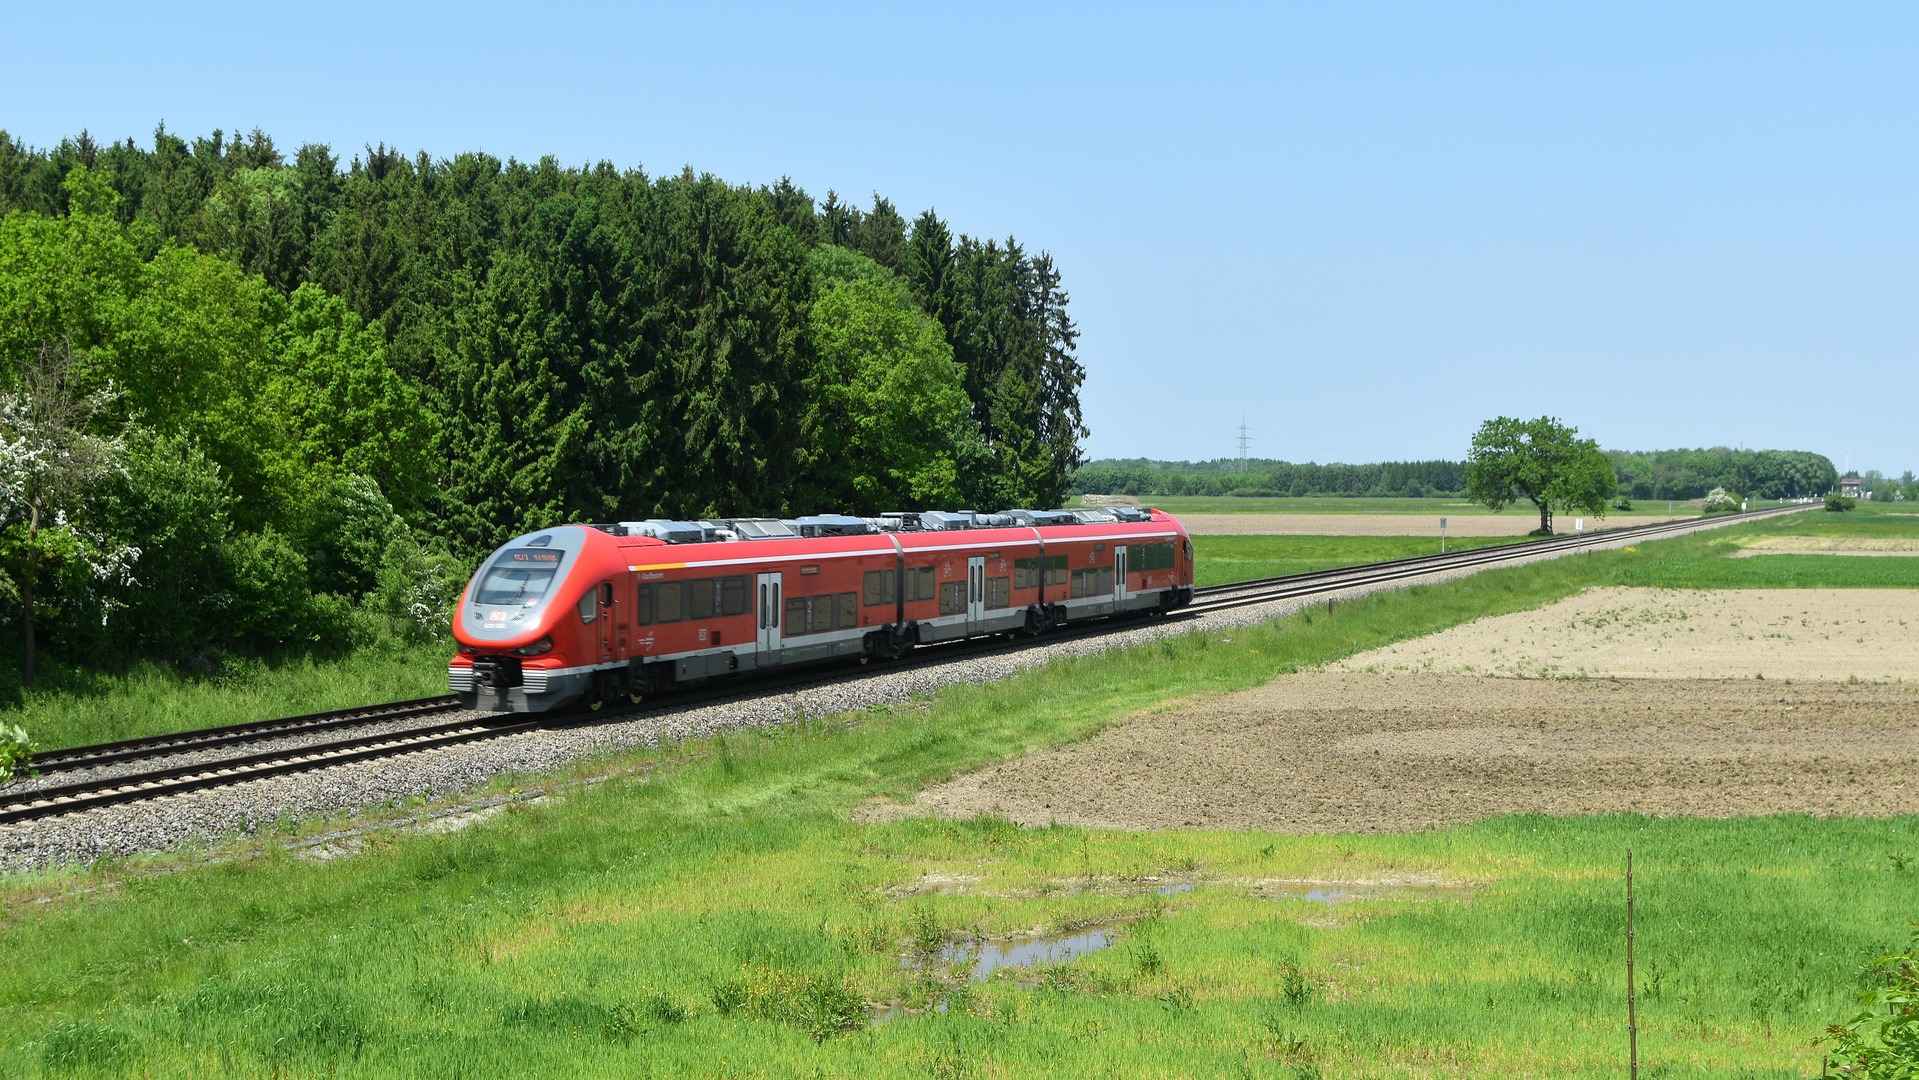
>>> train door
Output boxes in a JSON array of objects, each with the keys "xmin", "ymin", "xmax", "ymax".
[
  {"xmin": 966, "ymin": 556, "xmax": 987, "ymax": 635},
  {"xmin": 616, "ymin": 573, "xmax": 632, "ymax": 660},
  {"xmin": 1114, "ymin": 546, "xmax": 1130, "ymax": 607},
  {"xmin": 756, "ymin": 572, "xmax": 782, "ymax": 657},
  {"xmin": 596, "ymin": 581, "xmax": 615, "ymax": 661}
]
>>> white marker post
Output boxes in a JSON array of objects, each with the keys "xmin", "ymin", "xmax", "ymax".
[
  {"xmin": 1576, "ymin": 518, "xmax": 1584, "ymax": 533},
  {"xmin": 1440, "ymin": 517, "xmax": 1447, "ymax": 554}
]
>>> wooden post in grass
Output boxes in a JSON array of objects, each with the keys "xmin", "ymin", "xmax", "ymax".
[{"xmin": 1627, "ymin": 849, "xmax": 1638, "ymax": 1080}]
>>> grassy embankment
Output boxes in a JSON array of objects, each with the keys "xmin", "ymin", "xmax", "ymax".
[
  {"xmin": 3, "ymin": 522, "xmax": 1912, "ymax": 1077},
  {"xmin": 0, "ymin": 642, "xmax": 451, "ymax": 753}
]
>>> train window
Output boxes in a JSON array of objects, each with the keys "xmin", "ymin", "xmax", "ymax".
[
  {"xmin": 1013, "ymin": 558, "xmax": 1039, "ymax": 589},
  {"xmin": 472, "ymin": 563, "xmax": 560, "ymax": 613},
  {"xmin": 690, "ymin": 578, "xmax": 716, "ymax": 618},
  {"xmin": 578, "ymin": 589, "xmax": 597, "ymax": 623},
  {"xmin": 1069, "ymin": 566, "xmax": 1116, "ymax": 598},
  {"xmin": 655, "ymin": 580, "xmax": 685, "ymax": 623},
  {"xmin": 863, "ymin": 568, "xmax": 898, "ymax": 606},
  {"xmin": 1044, "ymin": 554, "xmax": 1068, "ymax": 586},
  {"xmin": 1131, "ymin": 543, "xmax": 1175, "ymax": 572},
  {"xmin": 904, "ymin": 565, "xmax": 937, "ymax": 602},
  {"xmin": 635, "ymin": 582, "xmax": 655, "ymax": 625},
  {"xmin": 938, "ymin": 580, "xmax": 965, "ymax": 615},
  {"xmin": 721, "ymin": 576, "xmax": 748, "ymax": 616},
  {"xmin": 781, "ymin": 592, "xmax": 860, "ymax": 636},
  {"xmin": 985, "ymin": 576, "xmax": 1011, "ymax": 609}
]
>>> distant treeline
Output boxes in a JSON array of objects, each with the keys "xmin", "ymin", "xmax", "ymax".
[
  {"xmin": 1070, "ymin": 459, "xmax": 1467, "ymax": 498},
  {"xmin": 1608, "ymin": 448, "xmax": 1835, "ymax": 501},
  {"xmin": 1072, "ymin": 447, "xmax": 1839, "ymax": 501}
]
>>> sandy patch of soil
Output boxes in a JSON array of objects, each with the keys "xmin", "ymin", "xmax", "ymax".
[
  {"xmin": 1179, "ymin": 514, "xmax": 1686, "ymax": 536},
  {"xmin": 1729, "ymin": 536, "xmax": 1919, "ymax": 557},
  {"xmin": 862, "ymin": 674, "xmax": 1919, "ymax": 832},
  {"xmin": 1328, "ymin": 587, "xmax": 1919, "ymax": 681}
]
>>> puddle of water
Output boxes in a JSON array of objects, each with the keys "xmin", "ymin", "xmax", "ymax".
[
  {"xmin": 952, "ymin": 928, "xmax": 1114, "ymax": 980},
  {"xmin": 1154, "ymin": 881, "xmax": 1195, "ymax": 896},
  {"xmin": 1257, "ymin": 881, "xmax": 1478, "ymax": 905},
  {"xmin": 903, "ymin": 926, "xmax": 1119, "ymax": 984}
]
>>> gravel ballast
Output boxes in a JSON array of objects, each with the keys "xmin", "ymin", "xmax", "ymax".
[{"xmin": 0, "ymin": 512, "xmax": 1792, "ymax": 872}]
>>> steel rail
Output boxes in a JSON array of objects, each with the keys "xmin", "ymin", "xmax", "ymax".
[
  {"xmin": 1190, "ymin": 504, "xmax": 1808, "ymax": 601},
  {"xmin": 1183, "ymin": 503, "xmax": 1812, "ymax": 616},
  {"xmin": 28, "ymin": 696, "xmax": 464, "ymax": 777},
  {"xmin": 2, "ymin": 502, "xmax": 1814, "ymax": 825}
]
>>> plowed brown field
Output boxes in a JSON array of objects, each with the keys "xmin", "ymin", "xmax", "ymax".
[{"xmin": 867, "ymin": 588, "xmax": 1919, "ymax": 833}]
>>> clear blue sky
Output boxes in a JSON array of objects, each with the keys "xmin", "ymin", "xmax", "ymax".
[{"xmin": 7, "ymin": 2, "xmax": 1914, "ymax": 474}]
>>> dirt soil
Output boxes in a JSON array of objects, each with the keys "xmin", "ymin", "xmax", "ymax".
[
  {"xmin": 1730, "ymin": 536, "xmax": 1919, "ymax": 557},
  {"xmin": 866, "ymin": 587, "xmax": 1919, "ymax": 833},
  {"xmin": 1329, "ymin": 587, "xmax": 1919, "ymax": 681},
  {"xmin": 868, "ymin": 674, "xmax": 1919, "ymax": 832},
  {"xmin": 1178, "ymin": 513, "xmax": 1688, "ymax": 536}
]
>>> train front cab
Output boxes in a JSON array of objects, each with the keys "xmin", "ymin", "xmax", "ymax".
[{"xmin": 450, "ymin": 525, "xmax": 654, "ymax": 714}]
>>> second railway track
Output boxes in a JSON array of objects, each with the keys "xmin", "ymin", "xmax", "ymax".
[{"xmin": 0, "ymin": 503, "xmax": 1813, "ymax": 827}]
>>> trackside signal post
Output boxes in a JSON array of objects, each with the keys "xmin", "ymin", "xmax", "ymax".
[{"xmin": 1440, "ymin": 517, "xmax": 1447, "ymax": 554}]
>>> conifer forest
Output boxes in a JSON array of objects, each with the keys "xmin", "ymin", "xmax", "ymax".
[{"xmin": 0, "ymin": 126, "xmax": 1088, "ymax": 671}]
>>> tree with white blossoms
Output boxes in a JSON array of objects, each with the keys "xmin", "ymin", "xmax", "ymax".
[{"xmin": 0, "ymin": 338, "xmax": 138, "ymax": 686}]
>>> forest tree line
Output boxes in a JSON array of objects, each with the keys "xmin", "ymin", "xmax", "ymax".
[
  {"xmin": 0, "ymin": 125, "xmax": 1087, "ymax": 675},
  {"xmin": 1073, "ymin": 446, "xmax": 1841, "ymax": 501}
]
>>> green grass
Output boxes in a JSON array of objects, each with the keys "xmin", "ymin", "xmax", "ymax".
[
  {"xmin": 1610, "ymin": 554, "xmax": 1919, "ymax": 588},
  {"xmin": 1731, "ymin": 500, "xmax": 1919, "ymax": 539},
  {"xmin": 1191, "ymin": 534, "xmax": 1527, "ymax": 587},
  {"xmin": 0, "ymin": 642, "xmax": 451, "ymax": 752},
  {"xmin": 1117, "ymin": 494, "xmax": 1703, "ymax": 516},
  {"xmin": 1596, "ymin": 504, "xmax": 1919, "ymax": 588},
  {"xmin": 3, "ymin": 536, "xmax": 1907, "ymax": 1077}
]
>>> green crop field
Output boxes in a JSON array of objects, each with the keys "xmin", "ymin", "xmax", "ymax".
[
  {"xmin": 3, "ymin": 528, "xmax": 1912, "ymax": 1077},
  {"xmin": 1114, "ymin": 495, "xmax": 1709, "ymax": 516},
  {"xmin": 1611, "ymin": 553, "xmax": 1919, "ymax": 589},
  {"xmin": 1190, "ymin": 534, "xmax": 1526, "ymax": 587}
]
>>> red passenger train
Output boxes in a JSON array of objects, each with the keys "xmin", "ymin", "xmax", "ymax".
[{"xmin": 448, "ymin": 509, "xmax": 1194, "ymax": 712}]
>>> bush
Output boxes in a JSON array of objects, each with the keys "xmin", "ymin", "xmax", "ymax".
[
  {"xmin": 1613, "ymin": 496, "xmax": 1633, "ymax": 511},
  {"xmin": 0, "ymin": 723, "xmax": 32, "ymax": 783},
  {"xmin": 1702, "ymin": 487, "xmax": 1741, "ymax": 514},
  {"xmin": 1827, "ymin": 494, "xmax": 1858, "ymax": 513},
  {"xmin": 1821, "ymin": 934, "xmax": 1918, "ymax": 1078}
]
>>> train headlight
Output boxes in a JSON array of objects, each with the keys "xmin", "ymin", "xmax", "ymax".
[{"xmin": 508, "ymin": 635, "xmax": 554, "ymax": 657}]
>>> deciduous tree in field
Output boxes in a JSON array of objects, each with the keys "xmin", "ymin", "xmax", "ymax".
[{"xmin": 1465, "ymin": 415, "xmax": 1617, "ymax": 535}]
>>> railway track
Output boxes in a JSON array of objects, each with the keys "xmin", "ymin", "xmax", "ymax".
[{"xmin": 0, "ymin": 503, "xmax": 1813, "ymax": 826}]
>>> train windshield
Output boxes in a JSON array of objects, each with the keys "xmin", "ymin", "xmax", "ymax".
[{"xmin": 475, "ymin": 548, "xmax": 566, "ymax": 606}]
